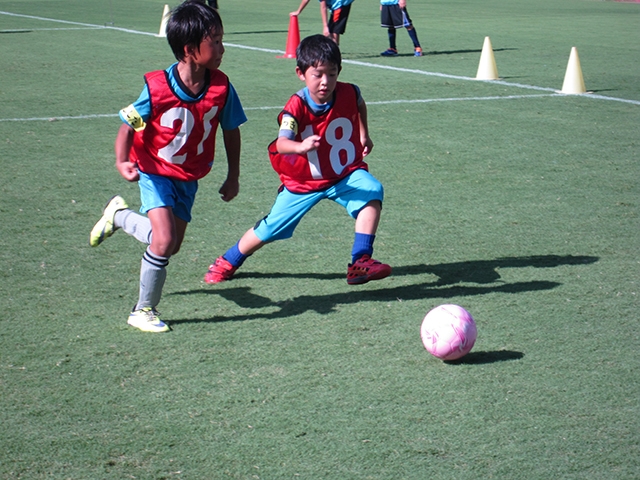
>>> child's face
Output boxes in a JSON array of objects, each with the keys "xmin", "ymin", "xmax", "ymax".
[
  {"xmin": 296, "ymin": 62, "xmax": 340, "ymax": 105},
  {"xmin": 192, "ymin": 30, "xmax": 225, "ymax": 70}
]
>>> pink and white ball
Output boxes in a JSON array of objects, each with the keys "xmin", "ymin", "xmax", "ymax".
[{"xmin": 420, "ymin": 304, "xmax": 477, "ymax": 361}]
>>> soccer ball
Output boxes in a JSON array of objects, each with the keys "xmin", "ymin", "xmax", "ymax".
[{"xmin": 420, "ymin": 304, "xmax": 477, "ymax": 361}]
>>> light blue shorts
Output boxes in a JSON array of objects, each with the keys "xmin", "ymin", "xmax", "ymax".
[
  {"xmin": 138, "ymin": 171, "xmax": 198, "ymax": 222},
  {"xmin": 253, "ymin": 168, "xmax": 384, "ymax": 242}
]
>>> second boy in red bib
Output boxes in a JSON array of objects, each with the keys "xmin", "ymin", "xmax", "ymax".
[{"xmin": 205, "ymin": 34, "xmax": 391, "ymax": 286}]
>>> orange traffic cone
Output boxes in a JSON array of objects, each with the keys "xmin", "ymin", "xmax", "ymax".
[{"xmin": 277, "ymin": 15, "xmax": 300, "ymax": 59}]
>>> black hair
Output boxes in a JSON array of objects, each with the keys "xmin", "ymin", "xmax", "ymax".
[
  {"xmin": 166, "ymin": 1, "xmax": 223, "ymax": 61},
  {"xmin": 296, "ymin": 34, "xmax": 342, "ymax": 73}
]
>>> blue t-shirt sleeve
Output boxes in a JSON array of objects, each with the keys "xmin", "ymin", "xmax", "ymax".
[
  {"xmin": 219, "ymin": 82, "xmax": 247, "ymax": 131},
  {"xmin": 119, "ymin": 85, "xmax": 151, "ymax": 128}
]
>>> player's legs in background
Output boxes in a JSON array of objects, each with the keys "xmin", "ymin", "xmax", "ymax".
[{"xmin": 381, "ymin": 27, "xmax": 398, "ymax": 55}]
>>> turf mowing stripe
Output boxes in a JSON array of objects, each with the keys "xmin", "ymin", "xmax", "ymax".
[{"xmin": 1, "ymin": 10, "xmax": 639, "ymax": 107}]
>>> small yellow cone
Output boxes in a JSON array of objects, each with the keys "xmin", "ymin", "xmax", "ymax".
[
  {"xmin": 157, "ymin": 4, "xmax": 170, "ymax": 38},
  {"xmin": 560, "ymin": 47, "xmax": 587, "ymax": 94},
  {"xmin": 476, "ymin": 36, "xmax": 499, "ymax": 80}
]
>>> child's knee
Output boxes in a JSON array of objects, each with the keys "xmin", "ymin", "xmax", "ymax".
[{"xmin": 151, "ymin": 236, "xmax": 180, "ymax": 257}]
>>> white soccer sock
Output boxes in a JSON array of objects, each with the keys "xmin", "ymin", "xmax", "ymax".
[
  {"xmin": 135, "ymin": 247, "xmax": 169, "ymax": 310},
  {"xmin": 114, "ymin": 209, "xmax": 153, "ymax": 245}
]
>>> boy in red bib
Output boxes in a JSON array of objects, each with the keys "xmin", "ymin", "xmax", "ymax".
[
  {"xmin": 205, "ymin": 34, "xmax": 390, "ymax": 286},
  {"xmin": 90, "ymin": 1, "xmax": 246, "ymax": 332}
]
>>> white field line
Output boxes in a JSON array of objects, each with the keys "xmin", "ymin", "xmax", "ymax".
[
  {"xmin": 366, "ymin": 93, "xmax": 564, "ymax": 105},
  {"xmin": 0, "ymin": 114, "xmax": 118, "ymax": 123},
  {"xmin": 1, "ymin": 8, "xmax": 639, "ymax": 124},
  {"xmin": 0, "ymin": 27, "xmax": 104, "ymax": 32},
  {"xmin": 0, "ymin": 10, "xmax": 157, "ymax": 36},
  {"xmin": 0, "ymin": 95, "xmax": 570, "ymax": 123}
]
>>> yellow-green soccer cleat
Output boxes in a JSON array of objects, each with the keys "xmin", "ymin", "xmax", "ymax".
[
  {"xmin": 89, "ymin": 195, "xmax": 128, "ymax": 247},
  {"xmin": 128, "ymin": 307, "xmax": 170, "ymax": 333}
]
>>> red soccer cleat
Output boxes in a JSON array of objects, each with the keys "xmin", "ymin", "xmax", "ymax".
[
  {"xmin": 347, "ymin": 255, "xmax": 392, "ymax": 285},
  {"xmin": 204, "ymin": 256, "xmax": 237, "ymax": 284}
]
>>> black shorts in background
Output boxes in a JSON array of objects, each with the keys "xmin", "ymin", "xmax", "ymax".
[
  {"xmin": 381, "ymin": 4, "xmax": 413, "ymax": 29},
  {"xmin": 329, "ymin": 4, "xmax": 352, "ymax": 34}
]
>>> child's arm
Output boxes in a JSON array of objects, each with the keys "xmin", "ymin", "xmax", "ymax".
[
  {"xmin": 219, "ymin": 127, "xmax": 241, "ymax": 202},
  {"xmin": 290, "ymin": 0, "xmax": 310, "ymax": 16},
  {"xmin": 275, "ymin": 113, "xmax": 320, "ymax": 155},
  {"xmin": 358, "ymin": 99, "xmax": 374, "ymax": 156},
  {"xmin": 114, "ymin": 123, "xmax": 140, "ymax": 182},
  {"xmin": 319, "ymin": 1, "xmax": 330, "ymax": 37},
  {"xmin": 276, "ymin": 134, "xmax": 321, "ymax": 156}
]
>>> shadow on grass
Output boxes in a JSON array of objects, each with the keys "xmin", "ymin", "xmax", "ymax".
[
  {"xmin": 190, "ymin": 254, "xmax": 598, "ymax": 283},
  {"xmin": 169, "ymin": 254, "xmax": 598, "ymax": 324},
  {"xmin": 588, "ymin": 89, "xmax": 618, "ymax": 94},
  {"xmin": 444, "ymin": 350, "xmax": 524, "ymax": 365},
  {"xmin": 350, "ymin": 47, "xmax": 516, "ymax": 60},
  {"xmin": 398, "ymin": 254, "xmax": 598, "ymax": 285}
]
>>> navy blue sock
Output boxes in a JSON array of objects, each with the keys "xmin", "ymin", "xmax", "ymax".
[
  {"xmin": 223, "ymin": 242, "xmax": 248, "ymax": 267},
  {"xmin": 352, "ymin": 233, "xmax": 375, "ymax": 263},
  {"xmin": 407, "ymin": 27, "xmax": 421, "ymax": 48},
  {"xmin": 387, "ymin": 28, "xmax": 397, "ymax": 50}
]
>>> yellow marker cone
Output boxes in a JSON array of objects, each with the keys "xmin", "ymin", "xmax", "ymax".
[
  {"xmin": 560, "ymin": 47, "xmax": 587, "ymax": 94},
  {"xmin": 158, "ymin": 4, "xmax": 170, "ymax": 37},
  {"xmin": 476, "ymin": 36, "xmax": 499, "ymax": 80}
]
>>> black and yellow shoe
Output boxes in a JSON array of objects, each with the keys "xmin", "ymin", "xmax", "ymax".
[{"xmin": 89, "ymin": 195, "xmax": 128, "ymax": 247}]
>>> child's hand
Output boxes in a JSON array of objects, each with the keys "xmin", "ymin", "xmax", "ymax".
[
  {"xmin": 298, "ymin": 135, "xmax": 322, "ymax": 154},
  {"xmin": 362, "ymin": 136, "xmax": 374, "ymax": 157},
  {"xmin": 116, "ymin": 161, "xmax": 140, "ymax": 182},
  {"xmin": 219, "ymin": 177, "xmax": 239, "ymax": 202}
]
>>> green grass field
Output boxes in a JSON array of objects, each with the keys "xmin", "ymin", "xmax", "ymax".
[{"xmin": 1, "ymin": 0, "xmax": 639, "ymax": 478}]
